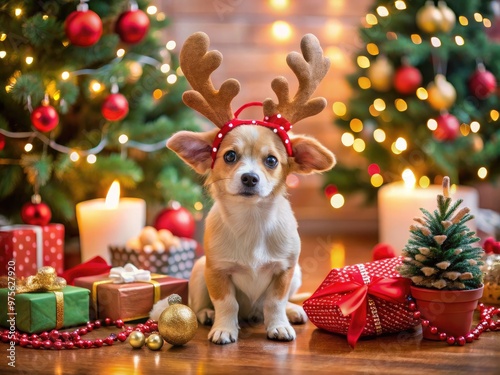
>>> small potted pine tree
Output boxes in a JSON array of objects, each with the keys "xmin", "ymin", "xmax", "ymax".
[{"xmin": 398, "ymin": 176, "xmax": 484, "ymax": 341}]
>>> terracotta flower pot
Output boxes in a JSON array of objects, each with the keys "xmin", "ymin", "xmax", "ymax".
[{"xmin": 410, "ymin": 285, "xmax": 484, "ymax": 340}]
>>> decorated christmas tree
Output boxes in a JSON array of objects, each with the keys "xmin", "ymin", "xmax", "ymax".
[
  {"xmin": 0, "ymin": 0, "xmax": 203, "ymax": 234},
  {"xmin": 398, "ymin": 177, "xmax": 483, "ymax": 290},
  {"xmin": 324, "ymin": 0, "xmax": 500, "ymax": 202}
]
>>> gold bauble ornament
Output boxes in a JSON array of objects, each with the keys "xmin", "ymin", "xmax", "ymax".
[
  {"xmin": 367, "ymin": 55, "xmax": 393, "ymax": 92},
  {"xmin": 128, "ymin": 331, "xmax": 146, "ymax": 349},
  {"xmin": 427, "ymin": 74, "xmax": 456, "ymax": 110},
  {"xmin": 437, "ymin": 1, "xmax": 456, "ymax": 33},
  {"xmin": 145, "ymin": 333, "xmax": 164, "ymax": 351},
  {"xmin": 416, "ymin": 1, "xmax": 443, "ymax": 34},
  {"xmin": 158, "ymin": 298, "xmax": 198, "ymax": 346}
]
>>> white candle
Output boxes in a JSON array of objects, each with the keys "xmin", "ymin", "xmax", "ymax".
[
  {"xmin": 378, "ymin": 177, "xmax": 479, "ymax": 254},
  {"xmin": 76, "ymin": 181, "xmax": 146, "ymax": 263}
]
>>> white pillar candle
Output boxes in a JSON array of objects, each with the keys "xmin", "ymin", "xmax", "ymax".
[
  {"xmin": 378, "ymin": 181, "xmax": 479, "ymax": 255},
  {"xmin": 76, "ymin": 181, "xmax": 146, "ymax": 263}
]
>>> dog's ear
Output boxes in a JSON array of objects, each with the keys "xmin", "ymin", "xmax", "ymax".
[
  {"xmin": 289, "ymin": 135, "xmax": 336, "ymax": 174},
  {"xmin": 167, "ymin": 129, "xmax": 219, "ymax": 174}
]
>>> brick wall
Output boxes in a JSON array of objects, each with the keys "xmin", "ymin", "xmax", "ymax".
[{"xmin": 158, "ymin": 0, "xmax": 377, "ymax": 232}]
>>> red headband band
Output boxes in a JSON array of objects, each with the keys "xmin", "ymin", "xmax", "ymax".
[{"xmin": 210, "ymin": 102, "xmax": 294, "ymax": 168}]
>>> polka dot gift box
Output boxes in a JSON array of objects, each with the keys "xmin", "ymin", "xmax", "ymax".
[
  {"xmin": 303, "ymin": 256, "xmax": 420, "ymax": 348},
  {"xmin": 109, "ymin": 238, "xmax": 197, "ymax": 280},
  {"xmin": 0, "ymin": 225, "xmax": 65, "ymax": 278}
]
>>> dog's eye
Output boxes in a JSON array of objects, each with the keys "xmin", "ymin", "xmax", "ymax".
[
  {"xmin": 264, "ymin": 155, "xmax": 278, "ymax": 169},
  {"xmin": 223, "ymin": 150, "xmax": 237, "ymax": 164}
]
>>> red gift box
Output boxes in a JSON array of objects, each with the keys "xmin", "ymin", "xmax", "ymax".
[
  {"xmin": 0, "ymin": 224, "xmax": 65, "ymax": 277},
  {"xmin": 303, "ymin": 256, "xmax": 420, "ymax": 347}
]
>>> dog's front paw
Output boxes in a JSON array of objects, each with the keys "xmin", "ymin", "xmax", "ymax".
[
  {"xmin": 267, "ymin": 324, "xmax": 296, "ymax": 341},
  {"xmin": 197, "ymin": 308, "xmax": 215, "ymax": 325},
  {"xmin": 286, "ymin": 303, "xmax": 308, "ymax": 324},
  {"xmin": 208, "ymin": 326, "xmax": 238, "ymax": 345}
]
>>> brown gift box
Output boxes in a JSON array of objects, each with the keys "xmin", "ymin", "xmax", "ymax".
[{"xmin": 73, "ymin": 274, "xmax": 188, "ymax": 321}]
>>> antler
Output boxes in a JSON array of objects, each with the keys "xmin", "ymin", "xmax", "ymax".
[
  {"xmin": 180, "ymin": 32, "xmax": 240, "ymax": 128},
  {"xmin": 263, "ymin": 34, "xmax": 330, "ymax": 125}
]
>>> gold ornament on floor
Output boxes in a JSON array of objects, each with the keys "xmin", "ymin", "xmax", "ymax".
[
  {"xmin": 128, "ymin": 331, "xmax": 146, "ymax": 348},
  {"xmin": 158, "ymin": 294, "xmax": 198, "ymax": 346},
  {"xmin": 427, "ymin": 74, "xmax": 456, "ymax": 110},
  {"xmin": 145, "ymin": 333, "xmax": 164, "ymax": 351}
]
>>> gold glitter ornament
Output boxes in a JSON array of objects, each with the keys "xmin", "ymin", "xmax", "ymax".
[
  {"xmin": 145, "ymin": 333, "xmax": 164, "ymax": 351},
  {"xmin": 158, "ymin": 302, "xmax": 198, "ymax": 346},
  {"xmin": 416, "ymin": 1, "xmax": 443, "ymax": 34},
  {"xmin": 128, "ymin": 331, "xmax": 146, "ymax": 348}
]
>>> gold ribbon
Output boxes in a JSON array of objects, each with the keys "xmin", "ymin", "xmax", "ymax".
[
  {"xmin": 15, "ymin": 266, "xmax": 67, "ymax": 294},
  {"xmin": 53, "ymin": 291, "xmax": 64, "ymax": 329},
  {"xmin": 91, "ymin": 274, "xmax": 163, "ymax": 318}
]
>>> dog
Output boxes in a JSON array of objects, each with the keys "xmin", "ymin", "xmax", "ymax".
[{"xmin": 164, "ymin": 32, "xmax": 335, "ymax": 344}]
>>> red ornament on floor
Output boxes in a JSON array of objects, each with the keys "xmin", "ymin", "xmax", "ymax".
[
  {"xmin": 154, "ymin": 205, "xmax": 195, "ymax": 238},
  {"xmin": 21, "ymin": 200, "xmax": 52, "ymax": 226},
  {"xmin": 101, "ymin": 93, "xmax": 129, "ymax": 121},
  {"xmin": 31, "ymin": 104, "xmax": 59, "ymax": 132},
  {"xmin": 433, "ymin": 113, "xmax": 460, "ymax": 142},
  {"xmin": 115, "ymin": 8, "xmax": 150, "ymax": 44},
  {"xmin": 65, "ymin": 3, "xmax": 102, "ymax": 47}
]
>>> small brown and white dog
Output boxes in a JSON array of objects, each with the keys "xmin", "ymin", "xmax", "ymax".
[{"xmin": 164, "ymin": 32, "xmax": 335, "ymax": 344}]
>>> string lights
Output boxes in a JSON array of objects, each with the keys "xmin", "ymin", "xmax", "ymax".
[
  {"xmin": 0, "ymin": 0, "xmax": 180, "ymax": 171},
  {"xmin": 328, "ymin": 0, "xmax": 494, "ymax": 209}
]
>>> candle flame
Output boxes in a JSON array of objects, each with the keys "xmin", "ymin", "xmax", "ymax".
[
  {"xmin": 402, "ymin": 169, "xmax": 416, "ymax": 189},
  {"xmin": 105, "ymin": 180, "xmax": 120, "ymax": 209}
]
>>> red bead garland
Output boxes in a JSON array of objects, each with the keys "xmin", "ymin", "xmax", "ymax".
[
  {"xmin": 1, "ymin": 318, "xmax": 159, "ymax": 350},
  {"xmin": 408, "ymin": 299, "xmax": 498, "ymax": 346}
]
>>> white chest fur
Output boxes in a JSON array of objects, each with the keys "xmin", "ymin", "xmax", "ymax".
[{"xmin": 205, "ymin": 196, "xmax": 301, "ymax": 313}]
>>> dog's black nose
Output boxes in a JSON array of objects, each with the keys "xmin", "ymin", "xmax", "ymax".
[{"xmin": 241, "ymin": 172, "xmax": 259, "ymax": 187}]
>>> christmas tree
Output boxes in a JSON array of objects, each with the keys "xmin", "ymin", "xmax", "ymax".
[
  {"xmin": 398, "ymin": 177, "xmax": 483, "ymax": 290},
  {"xmin": 0, "ymin": 0, "xmax": 203, "ymax": 234},
  {"xmin": 324, "ymin": 0, "xmax": 500, "ymax": 202}
]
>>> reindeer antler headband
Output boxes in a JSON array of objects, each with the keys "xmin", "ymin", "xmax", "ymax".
[{"xmin": 179, "ymin": 32, "xmax": 330, "ymax": 168}]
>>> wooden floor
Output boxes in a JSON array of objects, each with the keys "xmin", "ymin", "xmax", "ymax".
[{"xmin": 1, "ymin": 232, "xmax": 499, "ymax": 375}]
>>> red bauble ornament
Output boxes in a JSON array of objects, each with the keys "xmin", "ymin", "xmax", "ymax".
[
  {"xmin": 433, "ymin": 113, "xmax": 460, "ymax": 142},
  {"xmin": 0, "ymin": 134, "xmax": 5, "ymax": 151},
  {"xmin": 393, "ymin": 64, "xmax": 423, "ymax": 95},
  {"xmin": 65, "ymin": 3, "xmax": 102, "ymax": 47},
  {"xmin": 469, "ymin": 64, "xmax": 497, "ymax": 99},
  {"xmin": 115, "ymin": 9, "xmax": 150, "ymax": 44},
  {"xmin": 31, "ymin": 104, "xmax": 59, "ymax": 132},
  {"xmin": 154, "ymin": 205, "xmax": 195, "ymax": 238},
  {"xmin": 21, "ymin": 201, "xmax": 52, "ymax": 225},
  {"xmin": 371, "ymin": 243, "xmax": 396, "ymax": 261},
  {"xmin": 101, "ymin": 93, "xmax": 129, "ymax": 121}
]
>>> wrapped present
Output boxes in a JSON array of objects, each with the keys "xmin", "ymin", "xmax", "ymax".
[
  {"xmin": 60, "ymin": 256, "xmax": 112, "ymax": 285},
  {"xmin": 0, "ymin": 286, "xmax": 90, "ymax": 333},
  {"xmin": 303, "ymin": 256, "xmax": 420, "ymax": 347},
  {"xmin": 74, "ymin": 266, "xmax": 188, "ymax": 321},
  {"xmin": 109, "ymin": 237, "xmax": 197, "ymax": 279},
  {"xmin": 0, "ymin": 224, "xmax": 64, "ymax": 277}
]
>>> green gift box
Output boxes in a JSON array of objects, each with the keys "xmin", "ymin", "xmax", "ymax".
[{"xmin": 0, "ymin": 286, "xmax": 90, "ymax": 333}]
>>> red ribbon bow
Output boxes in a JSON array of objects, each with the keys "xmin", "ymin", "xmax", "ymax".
[{"xmin": 310, "ymin": 270, "xmax": 411, "ymax": 347}]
